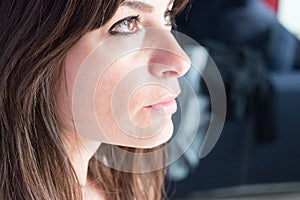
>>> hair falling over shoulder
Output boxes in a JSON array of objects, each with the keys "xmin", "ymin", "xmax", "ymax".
[{"xmin": 0, "ymin": 0, "xmax": 189, "ymax": 199}]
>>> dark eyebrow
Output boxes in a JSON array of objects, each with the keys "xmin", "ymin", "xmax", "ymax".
[{"xmin": 120, "ymin": 1, "xmax": 155, "ymax": 13}]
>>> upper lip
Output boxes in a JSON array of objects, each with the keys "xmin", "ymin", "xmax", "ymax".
[{"xmin": 144, "ymin": 93, "xmax": 180, "ymax": 108}]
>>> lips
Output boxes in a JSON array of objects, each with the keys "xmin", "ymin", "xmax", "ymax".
[{"xmin": 144, "ymin": 97, "xmax": 177, "ymax": 115}]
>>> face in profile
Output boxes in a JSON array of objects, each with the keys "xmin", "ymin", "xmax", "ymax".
[{"xmin": 57, "ymin": 0, "xmax": 191, "ymax": 148}]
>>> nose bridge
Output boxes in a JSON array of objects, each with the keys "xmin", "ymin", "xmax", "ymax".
[{"xmin": 145, "ymin": 28, "xmax": 191, "ymax": 78}]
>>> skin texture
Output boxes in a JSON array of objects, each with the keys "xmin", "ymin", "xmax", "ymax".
[
  {"xmin": 58, "ymin": 0, "xmax": 190, "ymax": 148},
  {"xmin": 55, "ymin": 0, "xmax": 190, "ymax": 196}
]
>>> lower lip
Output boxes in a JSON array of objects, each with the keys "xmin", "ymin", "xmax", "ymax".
[{"xmin": 144, "ymin": 99, "xmax": 177, "ymax": 115}]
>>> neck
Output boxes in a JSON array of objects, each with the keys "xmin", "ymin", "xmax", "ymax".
[{"xmin": 63, "ymin": 133, "xmax": 101, "ymax": 186}]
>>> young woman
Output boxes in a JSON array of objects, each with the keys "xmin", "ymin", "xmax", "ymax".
[{"xmin": 0, "ymin": 0, "xmax": 190, "ymax": 199}]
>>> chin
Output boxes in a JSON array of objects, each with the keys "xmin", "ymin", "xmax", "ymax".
[
  {"xmin": 129, "ymin": 119, "xmax": 174, "ymax": 149},
  {"xmin": 97, "ymin": 117, "xmax": 175, "ymax": 149}
]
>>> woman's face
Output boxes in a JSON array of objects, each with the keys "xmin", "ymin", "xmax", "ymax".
[{"xmin": 58, "ymin": 0, "xmax": 190, "ymax": 148}]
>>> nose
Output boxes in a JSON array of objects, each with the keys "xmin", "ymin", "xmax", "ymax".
[{"xmin": 146, "ymin": 30, "xmax": 191, "ymax": 79}]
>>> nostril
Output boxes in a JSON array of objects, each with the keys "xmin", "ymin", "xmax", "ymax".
[
  {"xmin": 148, "ymin": 63, "xmax": 182, "ymax": 79},
  {"xmin": 159, "ymin": 70, "xmax": 179, "ymax": 79}
]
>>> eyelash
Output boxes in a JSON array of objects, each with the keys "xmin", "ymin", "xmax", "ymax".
[
  {"xmin": 108, "ymin": 9, "xmax": 177, "ymax": 36},
  {"xmin": 109, "ymin": 15, "xmax": 141, "ymax": 36}
]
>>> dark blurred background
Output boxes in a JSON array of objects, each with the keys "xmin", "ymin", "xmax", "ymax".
[{"xmin": 167, "ymin": 0, "xmax": 300, "ymax": 199}]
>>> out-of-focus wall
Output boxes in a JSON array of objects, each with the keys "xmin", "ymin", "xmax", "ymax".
[{"xmin": 278, "ymin": 0, "xmax": 300, "ymax": 39}]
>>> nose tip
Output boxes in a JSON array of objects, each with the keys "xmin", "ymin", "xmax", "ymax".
[
  {"xmin": 149, "ymin": 32, "xmax": 191, "ymax": 79},
  {"xmin": 148, "ymin": 49, "xmax": 191, "ymax": 79}
]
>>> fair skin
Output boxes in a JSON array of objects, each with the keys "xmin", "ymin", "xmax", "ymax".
[{"xmin": 56, "ymin": 0, "xmax": 190, "ymax": 198}]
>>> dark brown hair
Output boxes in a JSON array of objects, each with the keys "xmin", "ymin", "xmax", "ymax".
[{"xmin": 0, "ymin": 0, "xmax": 189, "ymax": 199}]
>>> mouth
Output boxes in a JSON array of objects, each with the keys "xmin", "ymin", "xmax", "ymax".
[{"xmin": 143, "ymin": 97, "xmax": 178, "ymax": 115}]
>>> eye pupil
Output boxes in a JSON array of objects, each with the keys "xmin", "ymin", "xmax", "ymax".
[
  {"xmin": 109, "ymin": 16, "xmax": 140, "ymax": 35},
  {"xmin": 125, "ymin": 18, "xmax": 140, "ymax": 32},
  {"xmin": 128, "ymin": 21, "xmax": 136, "ymax": 31}
]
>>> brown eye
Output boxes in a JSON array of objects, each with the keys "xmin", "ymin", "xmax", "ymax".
[
  {"xmin": 109, "ymin": 15, "xmax": 141, "ymax": 35},
  {"xmin": 127, "ymin": 18, "xmax": 139, "ymax": 31}
]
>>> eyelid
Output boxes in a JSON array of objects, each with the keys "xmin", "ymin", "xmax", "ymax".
[
  {"xmin": 108, "ymin": 8, "xmax": 176, "ymax": 36},
  {"xmin": 108, "ymin": 15, "xmax": 140, "ymax": 35}
]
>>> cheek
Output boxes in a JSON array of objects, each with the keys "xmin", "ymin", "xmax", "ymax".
[
  {"xmin": 93, "ymin": 65, "xmax": 128, "ymax": 138},
  {"xmin": 93, "ymin": 56, "xmax": 144, "ymax": 128},
  {"xmin": 94, "ymin": 70, "xmax": 120, "ymax": 118},
  {"xmin": 55, "ymin": 47, "xmax": 92, "ymax": 130},
  {"xmin": 128, "ymin": 91, "xmax": 153, "ymax": 128},
  {"xmin": 94, "ymin": 67, "xmax": 175, "ymax": 142}
]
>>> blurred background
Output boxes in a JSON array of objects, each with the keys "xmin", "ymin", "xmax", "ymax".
[{"xmin": 166, "ymin": 0, "xmax": 300, "ymax": 199}]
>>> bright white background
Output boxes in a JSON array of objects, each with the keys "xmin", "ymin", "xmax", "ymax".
[{"xmin": 278, "ymin": 0, "xmax": 300, "ymax": 39}]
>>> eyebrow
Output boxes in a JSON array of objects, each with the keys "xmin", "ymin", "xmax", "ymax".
[{"xmin": 120, "ymin": 1, "xmax": 155, "ymax": 13}]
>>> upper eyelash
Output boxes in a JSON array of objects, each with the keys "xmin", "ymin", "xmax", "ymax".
[
  {"xmin": 108, "ymin": 9, "xmax": 177, "ymax": 36},
  {"xmin": 108, "ymin": 15, "xmax": 140, "ymax": 35}
]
